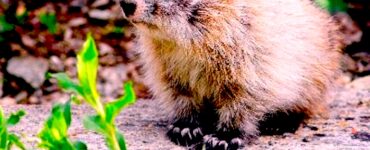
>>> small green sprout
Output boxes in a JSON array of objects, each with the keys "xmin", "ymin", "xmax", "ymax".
[
  {"xmin": 38, "ymin": 100, "xmax": 87, "ymax": 150},
  {"xmin": 0, "ymin": 106, "xmax": 26, "ymax": 150},
  {"xmin": 50, "ymin": 33, "xmax": 136, "ymax": 150}
]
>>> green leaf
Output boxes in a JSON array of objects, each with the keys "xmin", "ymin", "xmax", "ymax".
[
  {"xmin": 73, "ymin": 141, "xmax": 88, "ymax": 150},
  {"xmin": 38, "ymin": 102, "xmax": 78, "ymax": 149},
  {"xmin": 77, "ymin": 33, "xmax": 104, "ymax": 116},
  {"xmin": 0, "ymin": 107, "xmax": 26, "ymax": 150},
  {"xmin": 0, "ymin": 130, "xmax": 7, "ymax": 149},
  {"xmin": 105, "ymin": 82, "xmax": 136, "ymax": 123},
  {"xmin": 83, "ymin": 115, "xmax": 108, "ymax": 135},
  {"xmin": 50, "ymin": 105, "xmax": 68, "ymax": 139},
  {"xmin": 0, "ymin": 107, "xmax": 7, "ymax": 149},
  {"xmin": 6, "ymin": 110, "xmax": 26, "ymax": 126},
  {"xmin": 115, "ymin": 131, "xmax": 127, "ymax": 150},
  {"xmin": 8, "ymin": 133, "xmax": 25, "ymax": 150},
  {"xmin": 49, "ymin": 73, "xmax": 84, "ymax": 96},
  {"xmin": 63, "ymin": 101, "xmax": 72, "ymax": 127},
  {"xmin": 0, "ymin": 106, "xmax": 5, "ymax": 125}
]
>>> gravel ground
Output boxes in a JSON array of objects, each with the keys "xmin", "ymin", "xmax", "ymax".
[{"xmin": 2, "ymin": 78, "xmax": 370, "ymax": 150}]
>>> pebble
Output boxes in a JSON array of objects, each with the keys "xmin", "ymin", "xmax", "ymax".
[
  {"xmin": 6, "ymin": 56, "xmax": 49, "ymax": 89},
  {"xmin": 89, "ymin": 9, "xmax": 114, "ymax": 20}
]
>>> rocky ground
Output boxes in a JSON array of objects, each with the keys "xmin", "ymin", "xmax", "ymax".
[{"xmin": 2, "ymin": 76, "xmax": 370, "ymax": 150}]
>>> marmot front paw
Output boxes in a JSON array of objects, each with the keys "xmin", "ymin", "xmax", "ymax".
[{"xmin": 167, "ymin": 120, "xmax": 204, "ymax": 146}]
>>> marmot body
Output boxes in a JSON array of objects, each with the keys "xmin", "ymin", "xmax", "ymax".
[{"xmin": 119, "ymin": 0, "xmax": 341, "ymax": 149}]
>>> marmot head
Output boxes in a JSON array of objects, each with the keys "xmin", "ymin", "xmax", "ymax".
[{"xmin": 119, "ymin": 0, "xmax": 247, "ymax": 46}]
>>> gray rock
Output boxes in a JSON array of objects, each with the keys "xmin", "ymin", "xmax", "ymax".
[
  {"xmin": 7, "ymin": 56, "xmax": 49, "ymax": 88},
  {"xmin": 68, "ymin": 17, "xmax": 87, "ymax": 27},
  {"xmin": 89, "ymin": 9, "xmax": 114, "ymax": 20},
  {"xmin": 49, "ymin": 55, "xmax": 65, "ymax": 72},
  {"xmin": 98, "ymin": 42, "xmax": 114, "ymax": 56},
  {"xmin": 14, "ymin": 91, "xmax": 28, "ymax": 103},
  {"xmin": 21, "ymin": 35, "xmax": 37, "ymax": 48},
  {"xmin": 70, "ymin": 0, "xmax": 86, "ymax": 8},
  {"xmin": 92, "ymin": 0, "xmax": 110, "ymax": 8}
]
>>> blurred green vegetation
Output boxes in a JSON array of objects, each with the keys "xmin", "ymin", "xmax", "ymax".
[
  {"xmin": 315, "ymin": 0, "xmax": 347, "ymax": 13},
  {"xmin": 0, "ymin": 107, "xmax": 26, "ymax": 150},
  {"xmin": 38, "ymin": 100, "xmax": 87, "ymax": 150},
  {"xmin": 38, "ymin": 12, "xmax": 58, "ymax": 34}
]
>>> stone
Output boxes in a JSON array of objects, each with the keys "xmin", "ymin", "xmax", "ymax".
[
  {"xmin": 6, "ymin": 56, "xmax": 49, "ymax": 89},
  {"xmin": 21, "ymin": 35, "xmax": 37, "ymax": 48},
  {"xmin": 68, "ymin": 17, "xmax": 87, "ymax": 27},
  {"xmin": 49, "ymin": 55, "xmax": 65, "ymax": 72},
  {"xmin": 89, "ymin": 9, "xmax": 113, "ymax": 20},
  {"xmin": 92, "ymin": 0, "xmax": 110, "ymax": 8},
  {"xmin": 98, "ymin": 42, "xmax": 114, "ymax": 56}
]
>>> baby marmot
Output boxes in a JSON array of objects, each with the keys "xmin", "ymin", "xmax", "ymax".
[{"xmin": 119, "ymin": 0, "xmax": 342, "ymax": 149}]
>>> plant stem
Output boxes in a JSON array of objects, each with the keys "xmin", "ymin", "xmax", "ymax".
[
  {"xmin": 108, "ymin": 125, "xmax": 121, "ymax": 150},
  {"xmin": 96, "ymin": 102, "xmax": 106, "ymax": 120}
]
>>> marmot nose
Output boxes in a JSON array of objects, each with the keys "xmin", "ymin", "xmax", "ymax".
[{"xmin": 120, "ymin": 0, "xmax": 137, "ymax": 17}]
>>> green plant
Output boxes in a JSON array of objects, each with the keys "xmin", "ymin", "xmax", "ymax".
[
  {"xmin": 50, "ymin": 33, "xmax": 136, "ymax": 150},
  {"xmin": 0, "ymin": 15, "xmax": 15, "ymax": 42},
  {"xmin": 0, "ymin": 16, "xmax": 14, "ymax": 32},
  {"xmin": 0, "ymin": 5, "xmax": 28, "ymax": 42},
  {"xmin": 0, "ymin": 106, "xmax": 26, "ymax": 150},
  {"xmin": 315, "ymin": 0, "xmax": 347, "ymax": 13},
  {"xmin": 39, "ymin": 12, "xmax": 58, "ymax": 34},
  {"xmin": 38, "ymin": 100, "xmax": 87, "ymax": 150},
  {"xmin": 112, "ymin": 26, "xmax": 125, "ymax": 34}
]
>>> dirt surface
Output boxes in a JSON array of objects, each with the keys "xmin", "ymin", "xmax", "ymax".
[{"xmin": 2, "ymin": 78, "xmax": 370, "ymax": 150}]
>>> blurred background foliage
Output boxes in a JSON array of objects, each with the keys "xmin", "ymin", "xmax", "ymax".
[
  {"xmin": 0, "ymin": 0, "xmax": 369, "ymax": 104},
  {"xmin": 315, "ymin": 0, "xmax": 348, "ymax": 13}
]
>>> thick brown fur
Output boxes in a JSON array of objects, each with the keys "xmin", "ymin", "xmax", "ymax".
[{"xmin": 119, "ymin": 0, "xmax": 342, "ymax": 149}]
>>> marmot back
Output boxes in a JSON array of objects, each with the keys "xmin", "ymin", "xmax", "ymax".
[{"xmin": 119, "ymin": 0, "xmax": 342, "ymax": 149}]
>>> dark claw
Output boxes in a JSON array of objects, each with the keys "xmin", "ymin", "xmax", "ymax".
[
  {"xmin": 229, "ymin": 138, "xmax": 244, "ymax": 150},
  {"xmin": 204, "ymin": 135, "xmax": 244, "ymax": 150},
  {"xmin": 167, "ymin": 125, "xmax": 204, "ymax": 146}
]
